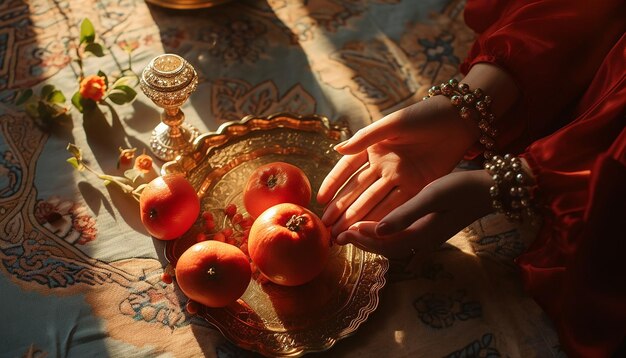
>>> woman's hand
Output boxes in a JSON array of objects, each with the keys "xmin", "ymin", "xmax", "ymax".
[
  {"xmin": 334, "ymin": 170, "xmax": 494, "ymax": 260},
  {"xmin": 317, "ymin": 95, "xmax": 480, "ymax": 237}
]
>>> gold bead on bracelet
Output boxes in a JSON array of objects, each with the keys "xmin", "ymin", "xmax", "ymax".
[
  {"xmin": 484, "ymin": 154, "xmax": 536, "ymax": 221},
  {"xmin": 423, "ymin": 79, "xmax": 497, "ymax": 159}
]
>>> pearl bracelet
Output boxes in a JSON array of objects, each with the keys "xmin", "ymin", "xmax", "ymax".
[
  {"xmin": 423, "ymin": 79, "xmax": 497, "ymax": 159},
  {"xmin": 484, "ymin": 154, "xmax": 535, "ymax": 221}
]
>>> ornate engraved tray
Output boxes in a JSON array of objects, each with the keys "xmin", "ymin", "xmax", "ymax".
[{"xmin": 163, "ymin": 113, "xmax": 389, "ymax": 357}]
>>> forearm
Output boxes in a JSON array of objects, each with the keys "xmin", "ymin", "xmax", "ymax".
[
  {"xmin": 461, "ymin": 63, "xmax": 520, "ymax": 122},
  {"xmin": 425, "ymin": 63, "xmax": 521, "ymax": 159}
]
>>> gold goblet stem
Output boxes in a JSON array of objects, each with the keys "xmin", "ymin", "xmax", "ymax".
[{"xmin": 140, "ymin": 54, "xmax": 200, "ymax": 162}]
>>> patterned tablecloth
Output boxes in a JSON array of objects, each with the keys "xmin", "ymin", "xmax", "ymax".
[{"xmin": 0, "ymin": 0, "xmax": 564, "ymax": 357}]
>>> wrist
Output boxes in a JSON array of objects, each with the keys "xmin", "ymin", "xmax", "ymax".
[
  {"xmin": 484, "ymin": 154, "xmax": 537, "ymax": 221},
  {"xmin": 468, "ymin": 169, "xmax": 498, "ymax": 218},
  {"xmin": 428, "ymin": 94, "xmax": 482, "ymax": 145},
  {"xmin": 423, "ymin": 78, "xmax": 498, "ymax": 159},
  {"xmin": 461, "ymin": 63, "xmax": 520, "ymax": 119}
]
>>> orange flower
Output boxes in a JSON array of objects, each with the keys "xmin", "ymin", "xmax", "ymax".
[
  {"xmin": 117, "ymin": 147, "xmax": 137, "ymax": 169},
  {"xmin": 118, "ymin": 39, "xmax": 140, "ymax": 53},
  {"xmin": 134, "ymin": 153, "xmax": 153, "ymax": 173},
  {"xmin": 79, "ymin": 75, "xmax": 107, "ymax": 102}
]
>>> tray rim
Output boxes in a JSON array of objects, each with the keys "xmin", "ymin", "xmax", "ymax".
[{"xmin": 161, "ymin": 112, "xmax": 352, "ymax": 177}]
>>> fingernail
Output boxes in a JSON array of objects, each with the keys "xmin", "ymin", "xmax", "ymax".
[
  {"xmin": 376, "ymin": 222, "xmax": 392, "ymax": 236},
  {"xmin": 321, "ymin": 212, "xmax": 331, "ymax": 225},
  {"xmin": 348, "ymin": 224, "xmax": 359, "ymax": 232},
  {"xmin": 333, "ymin": 140, "xmax": 348, "ymax": 151},
  {"xmin": 315, "ymin": 195, "xmax": 327, "ymax": 205},
  {"xmin": 335, "ymin": 232, "xmax": 350, "ymax": 245}
]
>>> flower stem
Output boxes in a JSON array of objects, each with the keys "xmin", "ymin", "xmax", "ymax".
[{"xmin": 79, "ymin": 160, "xmax": 141, "ymax": 202}]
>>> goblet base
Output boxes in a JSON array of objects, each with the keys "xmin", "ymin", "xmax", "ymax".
[{"xmin": 150, "ymin": 122, "xmax": 199, "ymax": 162}]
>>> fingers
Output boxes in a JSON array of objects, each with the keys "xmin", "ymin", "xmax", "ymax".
[
  {"xmin": 321, "ymin": 164, "xmax": 379, "ymax": 227},
  {"xmin": 334, "ymin": 112, "xmax": 403, "ymax": 155},
  {"xmin": 337, "ymin": 210, "xmax": 461, "ymax": 260},
  {"xmin": 375, "ymin": 170, "xmax": 493, "ymax": 236},
  {"xmin": 335, "ymin": 230, "xmax": 371, "ymax": 252},
  {"xmin": 335, "ymin": 220, "xmax": 426, "ymax": 259},
  {"xmin": 317, "ymin": 150, "xmax": 369, "ymax": 204},
  {"xmin": 332, "ymin": 170, "xmax": 495, "ymax": 261},
  {"xmin": 328, "ymin": 178, "xmax": 396, "ymax": 237},
  {"xmin": 375, "ymin": 183, "xmax": 441, "ymax": 236},
  {"xmin": 335, "ymin": 222, "xmax": 395, "ymax": 255},
  {"xmin": 361, "ymin": 185, "xmax": 414, "ymax": 222}
]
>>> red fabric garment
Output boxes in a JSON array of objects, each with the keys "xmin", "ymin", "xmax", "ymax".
[
  {"xmin": 461, "ymin": 1, "xmax": 626, "ymax": 356},
  {"xmin": 461, "ymin": 0, "xmax": 625, "ymax": 154}
]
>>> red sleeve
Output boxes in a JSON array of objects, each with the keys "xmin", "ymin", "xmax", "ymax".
[
  {"xmin": 465, "ymin": 2, "xmax": 626, "ymax": 356},
  {"xmin": 514, "ymin": 29, "xmax": 626, "ymax": 358},
  {"xmin": 461, "ymin": 0, "xmax": 625, "ymax": 153}
]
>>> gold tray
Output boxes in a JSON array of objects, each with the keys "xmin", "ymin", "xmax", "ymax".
[{"xmin": 163, "ymin": 113, "xmax": 389, "ymax": 357}]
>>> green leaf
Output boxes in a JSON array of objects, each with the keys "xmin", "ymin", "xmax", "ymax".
[
  {"xmin": 80, "ymin": 18, "xmax": 95, "ymax": 44},
  {"xmin": 66, "ymin": 157, "xmax": 84, "ymax": 171},
  {"xmin": 106, "ymin": 90, "xmax": 128, "ymax": 105},
  {"xmin": 25, "ymin": 102, "xmax": 39, "ymax": 118},
  {"xmin": 40, "ymin": 84, "xmax": 55, "ymax": 99},
  {"xmin": 66, "ymin": 143, "xmax": 82, "ymax": 160},
  {"xmin": 85, "ymin": 42, "xmax": 105, "ymax": 57},
  {"xmin": 119, "ymin": 84, "xmax": 137, "ymax": 97},
  {"xmin": 49, "ymin": 102, "xmax": 69, "ymax": 118},
  {"xmin": 97, "ymin": 70, "xmax": 109, "ymax": 88},
  {"xmin": 71, "ymin": 91, "xmax": 84, "ymax": 113},
  {"xmin": 15, "ymin": 89, "xmax": 33, "ymax": 106},
  {"xmin": 107, "ymin": 85, "xmax": 136, "ymax": 105},
  {"xmin": 37, "ymin": 101, "xmax": 55, "ymax": 120},
  {"xmin": 47, "ymin": 89, "xmax": 66, "ymax": 104},
  {"xmin": 111, "ymin": 76, "xmax": 136, "ymax": 88}
]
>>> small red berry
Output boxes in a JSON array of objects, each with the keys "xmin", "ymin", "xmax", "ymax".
[
  {"xmin": 224, "ymin": 203, "xmax": 237, "ymax": 217},
  {"xmin": 196, "ymin": 232, "xmax": 208, "ymax": 243},
  {"xmin": 240, "ymin": 216, "xmax": 254, "ymax": 229},
  {"xmin": 231, "ymin": 212, "xmax": 244, "ymax": 225},
  {"xmin": 161, "ymin": 272, "xmax": 173, "ymax": 284},
  {"xmin": 239, "ymin": 242, "xmax": 249, "ymax": 256},
  {"xmin": 213, "ymin": 232, "xmax": 226, "ymax": 242},
  {"xmin": 202, "ymin": 211, "xmax": 214, "ymax": 221},
  {"xmin": 242, "ymin": 228, "xmax": 250, "ymax": 241},
  {"xmin": 221, "ymin": 228, "xmax": 233, "ymax": 238}
]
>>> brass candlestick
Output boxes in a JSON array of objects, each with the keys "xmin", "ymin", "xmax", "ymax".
[{"xmin": 140, "ymin": 54, "xmax": 200, "ymax": 162}]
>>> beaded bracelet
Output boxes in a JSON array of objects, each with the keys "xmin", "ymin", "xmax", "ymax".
[
  {"xmin": 423, "ymin": 79, "xmax": 497, "ymax": 159},
  {"xmin": 484, "ymin": 154, "xmax": 536, "ymax": 221}
]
